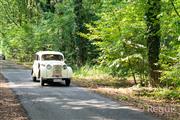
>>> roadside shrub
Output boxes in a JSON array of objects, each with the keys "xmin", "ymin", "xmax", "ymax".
[{"xmin": 153, "ymin": 88, "xmax": 180, "ymax": 100}]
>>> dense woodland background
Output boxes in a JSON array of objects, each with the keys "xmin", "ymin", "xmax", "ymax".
[{"xmin": 0, "ymin": 0, "xmax": 179, "ymax": 89}]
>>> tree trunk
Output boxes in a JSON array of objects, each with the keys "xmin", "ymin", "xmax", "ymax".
[
  {"xmin": 145, "ymin": 0, "xmax": 161, "ymax": 87},
  {"xmin": 74, "ymin": 0, "xmax": 87, "ymax": 66},
  {"xmin": 132, "ymin": 72, "xmax": 137, "ymax": 85}
]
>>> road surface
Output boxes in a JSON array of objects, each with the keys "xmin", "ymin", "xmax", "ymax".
[{"xmin": 0, "ymin": 60, "xmax": 159, "ymax": 120}]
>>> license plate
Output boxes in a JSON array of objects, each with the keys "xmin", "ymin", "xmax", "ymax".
[{"xmin": 53, "ymin": 79, "xmax": 62, "ymax": 82}]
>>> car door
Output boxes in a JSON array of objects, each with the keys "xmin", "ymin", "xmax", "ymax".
[{"xmin": 33, "ymin": 54, "xmax": 40, "ymax": 77}]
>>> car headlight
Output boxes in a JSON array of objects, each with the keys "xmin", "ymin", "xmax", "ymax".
[
  {"xmin": 63, "ymin": 64, "xmax": 67, "ymax": 69},
  {"xmin": 46, "ymin": 64, "xmax": 52, "ymax": 69}
]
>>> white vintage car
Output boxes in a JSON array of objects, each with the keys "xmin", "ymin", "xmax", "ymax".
[{"xmin": 31, "ymin": 51, "xmax": 73, "ymax": 86}]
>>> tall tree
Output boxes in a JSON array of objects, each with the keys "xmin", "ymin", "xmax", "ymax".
[
  {"xmin": 145, "ymin": 0, "xmax": 161, "ymax": 87},
  {"xmin": 74, "ymin": 0, "xmax": 87, "ymax": 66}
]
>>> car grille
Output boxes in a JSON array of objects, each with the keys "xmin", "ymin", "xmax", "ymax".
[{"xmin": 52, "ymin": 65, "xmax": 62, "ymax": 77}]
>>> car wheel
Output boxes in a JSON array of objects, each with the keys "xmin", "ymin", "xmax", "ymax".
[
  {"xmin": 65, "ymin": 79, "xmax": 71, "ymax": 86},
  {"xmin": 32, "ymin": 76, "xmax": 37, "ymax": 82},
  {"xmin": 40, "ymin": 78, "xmax": 44, "ymax": 86},
  {"xmin": 31, "ymin": 70, "xmax": 37, "ymax": 82}
]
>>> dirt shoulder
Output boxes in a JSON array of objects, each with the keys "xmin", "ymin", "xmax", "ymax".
[
  {"xmin": 0, "ymin": 74, "xmax": 29, "ymax": 120},
  {"xmin": 73, "ymin": 78, "xmax": 180, "ymax": 120},
  {"xmin": 92, "ymin": 87, "xmax": 180, "ymax": 120}
]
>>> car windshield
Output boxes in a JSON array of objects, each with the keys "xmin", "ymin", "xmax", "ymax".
[{"xmin": 42, "ymin": 54, "xmax": 63, "ymax": 61}]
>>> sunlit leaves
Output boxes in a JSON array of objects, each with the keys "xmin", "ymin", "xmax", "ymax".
[{"xmin": 82, "ymin": 0, "xmax": 147, "ymax": 80}]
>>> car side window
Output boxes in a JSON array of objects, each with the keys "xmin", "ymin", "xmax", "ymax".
[
  {"xmin": 35, "ymin": 55, "xmax": 39, "ymax": 60},
  {"xmin": 37, "ymin": 55, "xmax": 40, "ymax": 60}
]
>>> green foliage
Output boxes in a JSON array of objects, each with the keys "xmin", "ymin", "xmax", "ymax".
[
  {"xmin": 81, "ymin": 1, "xmax": 148, "ymax": 83},
  {"xmin": 132, "ymin": 87, "xmax": 180, "ymax": 100},
  {"xmin": 160, "ymin": 41, "xmax": 180, "ymax": 87},
  {"xmin": 80, "ymin": 0, "xmax": 180, "ymax": 87},
  {"xmin": 4, "ymin": 24, "xmax": 35, "ymax": 61},
  {"xmin": 159, "ymin": 0, "xmax": 180, "ymax": 88},
  {"xmin": 74, "ymin": 64, "xmax": 133, "ymax": 88},
  {"xmin": 152, "ymin": 88, "xmax": 180, "ymax": 100},
  {"xmin": 0, "ymin": 0, "xmax": 179, "ymax": 89},
  {"xmin": 0, "ymin": 0, "xmax": 99, "ymax": 66},
  {"xmin": 0, "ymin": 0, "xmax": 77, "ymax": 64},
  {"xmin": 74, "ymin": 64, "xmax": 110, "ymax": 77}
]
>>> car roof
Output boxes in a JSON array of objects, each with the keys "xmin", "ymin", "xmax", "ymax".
[{"xmin": 35, "ymin": 51, "xmax": 64, "ymax": 56}]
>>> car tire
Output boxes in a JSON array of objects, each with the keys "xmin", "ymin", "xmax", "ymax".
[
  {"xmin": 31, "ymin": 70, "xmax": 37, "ymax": 82},
  {"xmin": 40, "ymin": 78, "xmax": 44, "ymax": 86},
  {"xmin": 65, "ymin": 79, "xmax": 71, "ymax": 86},
  {"xmin": 32, "ymin": 76, "xmax": 37, "ymax": 82}
]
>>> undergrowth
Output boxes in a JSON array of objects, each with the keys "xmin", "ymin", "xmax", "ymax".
[
  {"xmin": 74, "ymin": 65, "xmax": 180, "ymax": 101},
  {"xmin": 73, "ymin": 65, "xmax": 133, "ymax": 88}
]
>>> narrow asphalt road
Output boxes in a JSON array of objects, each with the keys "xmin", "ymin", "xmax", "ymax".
[{"xmin": 0, "ymin": 60, "xmax": 159, "ymax": 120}]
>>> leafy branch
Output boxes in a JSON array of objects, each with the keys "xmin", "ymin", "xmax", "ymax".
[
  {"xmin": 170, "ymin": 0, "xmax": 180, "ymax": 17},
  {"xmin": 0, "ymin": 0, "xmax": 20, "ymax": 27}
]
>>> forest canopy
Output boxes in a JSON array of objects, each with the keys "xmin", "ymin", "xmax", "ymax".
[{"xmin": 0, "ymin": 0, "xmax": 179, "ymax": 87}]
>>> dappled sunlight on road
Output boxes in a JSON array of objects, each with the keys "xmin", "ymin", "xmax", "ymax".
[{"xmin": 6, "ymin": 81, "xmax": 38, "ymax": 88}]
